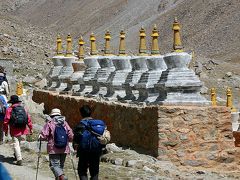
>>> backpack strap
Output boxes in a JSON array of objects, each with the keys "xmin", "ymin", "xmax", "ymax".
[{"xmin": 81, "ymin": 119, "xmax": 103, "ymax": 136}]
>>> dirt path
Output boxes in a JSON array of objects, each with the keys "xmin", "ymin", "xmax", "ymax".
[
  {"xmin": 1, "ymin": 135, "xmax": 240, "ymax": 180},
  {"xmin": 0, "ymin": 142, "xmax": 54, "ymax": 180}
]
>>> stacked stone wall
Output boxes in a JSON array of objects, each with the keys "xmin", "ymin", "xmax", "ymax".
[
  {"xmin": 33, "ymin": 90, "xmax": 159, "ymax": 156},
  {"xmin": 33, "ymin": 90, "xmax": 239, "ymax": 168},
  {"xmin": 157, "ymin": 106, "xmax": 235, "ymax": 168}
]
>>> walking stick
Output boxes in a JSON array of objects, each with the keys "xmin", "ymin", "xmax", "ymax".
[
  {"xmin": 69, "ymin": 150, "xmax": 78, "ymax": 180},
  {"xmin": 36, "ymin": 137, "xmax": 41, "ymax": 180}
]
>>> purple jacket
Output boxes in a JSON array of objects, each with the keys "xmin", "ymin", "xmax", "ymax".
[{"xmin": 40, "ymin": 115, "xmax": 73, "ymax": 154}]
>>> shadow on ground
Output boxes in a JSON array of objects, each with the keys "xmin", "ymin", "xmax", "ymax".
[{"xmin": 0, "ymin": 154, "xmax": 16, "ymax": 165}]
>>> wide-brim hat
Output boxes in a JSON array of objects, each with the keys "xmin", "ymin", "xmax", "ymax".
[
  {"xmin": 8, "ymin": 95, "xmax": 22, "ymax": 104},
  {"xmin": 50, "ymin": 108, "xmax": 61, "ymax": 116}
]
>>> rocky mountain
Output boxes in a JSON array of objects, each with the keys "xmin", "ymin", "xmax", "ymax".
[{"xmin": 0, "ymin": 0, "xmax": 239, "ymax": 103}]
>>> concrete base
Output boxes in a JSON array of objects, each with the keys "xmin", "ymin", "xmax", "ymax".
[
  {"xmin": 155, "ymin": 52, "xmax": 209, "ymax": 105},
  {"xmin": 78, "ymin": 56, "xmax": 101, "ymax": 94},
  {"xmin": 47, "ymin": 55, "xmax": 64, "ymax": 89},
  {"xmin": 88, "ymin": 56, "xmax": 115, "ymax": 96},
  {"xmin": 121, "ymin": 56, "xmax": 148, "ymax": 101}
]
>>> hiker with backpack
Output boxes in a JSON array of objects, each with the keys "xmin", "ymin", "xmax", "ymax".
[
  {"xmin": 0, "ymin": 66, "xmax": 9, "ymax": 99},
  {"xmin": 3, "ymin": 95, "xmax": 33, "ymax": 166},
  {"xmin": 73, "ymin": 105, "xmax": 111, "ymax": 180},
  {"xmin": 0, "ymin": 94, "xmax": 8, "ymax": 144},
  {"xmin": 39, "ymin": 108, "xmax": 73, "ymax": 180}
]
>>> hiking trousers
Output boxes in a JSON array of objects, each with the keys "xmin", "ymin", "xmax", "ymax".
[
  {"xmin": 77, "ymin": 150, "xmax": 101, "ymax": 180},
  {"xmin": 49, "ymin": 153, "xmax": 67, "ymax": 179},
  {"xmin": 12, "ymin": 136, "xmax": 25, "ymax": 161}
]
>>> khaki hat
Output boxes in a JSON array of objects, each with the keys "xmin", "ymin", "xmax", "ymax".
[{"xmin": 50, "ymin": 108, "xmax": 61, "ymax": 116}]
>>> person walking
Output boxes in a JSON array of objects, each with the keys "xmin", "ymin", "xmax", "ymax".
[
  {"xmin": 0, "ymin": 94, "xmax": 8, "ymax": 144},
  {"xmin": 3, "ymin": 95, "xmax": 33, "ymax": 166},
  {"xmin": 0, "ymin": 66, "xmax": 9, "ymax": 99},
  {"xmin": 40, "ymin": 108, "xmax": 73, "ymax": 180},
  {"xmin": 73, "ymin": 105, "xmax": 111, "ymax": 180}
]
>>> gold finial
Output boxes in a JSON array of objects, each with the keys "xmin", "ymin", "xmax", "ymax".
[
  {"xmin": 66, "ymin": 34, "xmax": 73, "ymax": 57},
  {"xmin": 139, "ymin": 27, "xmax": 147, "ymax": 56},
  {"xmin": 104, "ymin": 31, "xmax": 112, "ymax": 55},
  {"xmin": 16, "ymin": 81, "xmax": 23, "ymax": 96},
  {"xmin": 226, "ymin": 87, "xmax": 237, "ymax": 112},
  {"xmin": 210, "ymin": 88, "xmax": 217, "ymax": 106},
  {"xmin": 119, "ymin": 30, "xmax": 126, "ymax": 56},
  {"xmin": 90, "ymin": 33, "xmax": 97, "ymax": 55},
  {"xmin": 151, "ymin": 24, "xmax": 160, "ymax": 55},
  {"xmin": 172, "ymin": 17, "xmax": 183, "ymax": 52},
  {"xmin": 56, "ymin": 35, "xmax": 63, "ymax": 56},
  {"xmin": 78, "ymin": 36, "xmax": 85, "ymax": 61}
]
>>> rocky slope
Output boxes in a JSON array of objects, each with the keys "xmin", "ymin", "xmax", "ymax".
[
  {"xmin": 0, "ymin": 0, "xmax": 240, "ymax": 103},
  {"xmin": 0, "ymin": 12, "xmax": 55, "ymax": 81}
]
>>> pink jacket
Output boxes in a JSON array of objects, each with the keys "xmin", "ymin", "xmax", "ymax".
[
  {"xmin": 40, "ymin": 116, "xmax": 73, "ymax": 154},
  {"xmin": 3, "ymin": 103, "xmax": 33, "ymax": 137}
]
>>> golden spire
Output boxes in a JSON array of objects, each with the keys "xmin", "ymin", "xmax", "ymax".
[
  {"xmin": 104, "ymin": 31, "xmax": 112, "ymax": 55},
  {"xmin": 90, "ymin": 33, "xmax": 97, "ymax": 55},
  {"xmin": 151, "ymin": 24, "xmax": 160, "ymax": 55},
  {"xmin": 226, "ymin": 87, "xmax": 237, "ymax": 112},
  {"xmin": 78, "ymin": 36, "xmax": 85, "ymax": 61},
  {"xmin": 210, "ymin": 88, "xmax": 217, "ymax": 106},
  {"xmin": 172, "ymin": 17, "xmax": 183, "ymax": 52},
  {"xmin": 56, "ymin": 35, "xmax": 63, "ymax": 56},
  {"xmin": 139, "ymin": 27, "xmax": 147, "ymax": 56},
  {"xmin": 119, "ymin": 30, "xmax": 126, "ymax": 56},
  {"xmin": 16, "ymin": 81, "xmax": 23, "ymax": 96},
  {"xmin": 66, "ymin": 34, "xmax": 73, "ymax": 57}
]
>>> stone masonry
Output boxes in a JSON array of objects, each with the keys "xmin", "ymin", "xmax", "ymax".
[{"xmin": 33, "ymin": 90, "xmax": 239, "ymax": 168}]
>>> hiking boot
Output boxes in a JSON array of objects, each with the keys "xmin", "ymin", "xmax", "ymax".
[{"xmin": 16, "ymin": 160, "xmax": 22, "ymax": 166}]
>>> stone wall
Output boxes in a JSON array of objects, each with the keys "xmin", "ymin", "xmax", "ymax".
[
  {"xmin": 33, "ymin": 90, "xmax": 239, "ymax": 168},
  {"xmin": 157, "ymin": 106, "xmax": 237, "ymax": 168}
]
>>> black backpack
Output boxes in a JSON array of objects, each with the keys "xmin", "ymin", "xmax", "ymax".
[{"xmin": 10, "ymin": 105, "xmax": 28, "ymax": 128}]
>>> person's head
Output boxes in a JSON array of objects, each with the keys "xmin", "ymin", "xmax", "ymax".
[
  {"xmin": 49, "ymin": 108, "xmax": 61, "ymax": 118},
  {"xmin": 80, "ymin": 105, "xmax": 92, "ymax": 118},
  {"xmin": 8, "ymin": 95, "xmax": 21, "ymax": 104}
]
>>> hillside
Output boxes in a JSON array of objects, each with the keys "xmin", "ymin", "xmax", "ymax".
[{"xmin": 0, "ymin": 0, "xmax": 240, "ymax": 103}]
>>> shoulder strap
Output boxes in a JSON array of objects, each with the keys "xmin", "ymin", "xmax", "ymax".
[{"xmin": 80, "ymin": 120, "xmax": 89, "ymax": 127}]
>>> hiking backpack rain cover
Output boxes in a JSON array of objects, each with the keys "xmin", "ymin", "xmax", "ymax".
[
  {"xmin": 54, "ymin": 123, "xmax": 68, "ymax": 148},
  {"xmin": 79, "ymin": 119, "xmax": 106, "ymax": 152},
  {"xmin": 10, "ymin": 105, "xmax": 28, "ymax": 128}
]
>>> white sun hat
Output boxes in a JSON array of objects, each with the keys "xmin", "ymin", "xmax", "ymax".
[{"xmin": 50, "ymin": 108, "xmax": 61, "ymax": 116}]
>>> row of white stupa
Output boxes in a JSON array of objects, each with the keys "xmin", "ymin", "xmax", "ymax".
[
  {"xmin": 46, "ymin": 19, "xmax": 210, "ymax": 105},
  {"xmin": 46, "ymin": 52, "xmax": 210, "ymax": 105}
]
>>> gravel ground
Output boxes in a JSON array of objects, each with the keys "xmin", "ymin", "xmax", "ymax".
[{"xmin": 1, "ymin": 141, "xmax": 240, "ymax": 180}]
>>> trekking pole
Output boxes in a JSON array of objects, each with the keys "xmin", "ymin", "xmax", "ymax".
[
  {"xmin": 36, "ymin": 137, "xmax": 42, "ymax": 180},
  {"xmin": 69, "ymin": 150, "xmax": 78, "ymax": 180}
]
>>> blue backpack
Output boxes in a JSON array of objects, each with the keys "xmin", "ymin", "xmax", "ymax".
[
  {"xmin": 54, "ymin": 124, "xmax": 68, "ymax": 148},
  {"xmin": 0, "ymin": 163, "xmax": 11, "ymax": 180},
  {"xmin": 79, "ymin": 119, "xmax": 106, "ymax": 152}
]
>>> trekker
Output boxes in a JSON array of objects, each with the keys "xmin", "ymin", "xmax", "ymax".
[
  {"xmin": 0, "ymin": 95, "xmax": 8, "ymax": 144},
  {"xmin": 73, "ymin": 105, "xmax": 111, "ymax": 180},
  {"xmin": 0, "ymin": 66, "xmax": 9, "ymax": 99},
  {"xmin": 40, "ymin": 108, "xmax": 73, "ymax": 180},
  {"xmin": 3, "ymin": 95, "xmax": 33, "ymax": 166}
]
